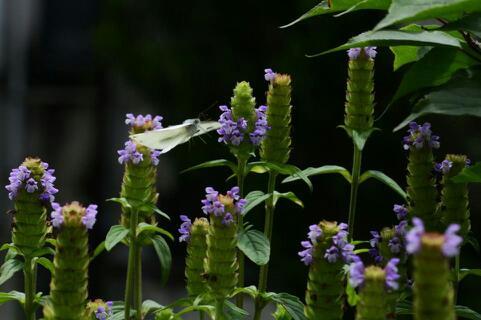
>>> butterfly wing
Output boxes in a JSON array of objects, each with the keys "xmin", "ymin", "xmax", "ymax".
[
  {"xmin": 130, "ymin": 123, "xmax": 195, "ymax": 153},
  {"xmin": 193, "ymin": 121, "xmax": 221, "ymax": 137}
]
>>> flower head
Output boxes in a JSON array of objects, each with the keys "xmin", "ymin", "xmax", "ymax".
[
  {"xmin": 117, "ymin": 140, "xmax": 160, "ymax": 166},
  {"xmin": 347, "ymin": 47, "xmax": 377, "ymax": 60},
  {"xmin": 393, "ymin": 204, "xmax": 408, "ymax": 221},
  {"xmin": 200, "ymin": 186, "xmax": 245, "ymax": 225},
  {"xmin": 349, "ymin": 260, "xmax": 365, "ymax": 288},
  {"xmin": 6, "ymin": 161, "xmax": 58, "ymax": 201},
  {"xmin": 51, "ymin": 202, "xmax": 98, "ymax": 229},
  {"xmin": 442, "ymin": 224, "xmax": 462, "ymax": 257},
  {"xmin": 264, "ymin": 68, "xmax": 276, "ymax": 82},
  {"xmin": 125, "ymin": 113, "xmax": 163, "ymax": 131},
  {"xmin": 435, "ymin": 159, "xmax": 453, "ymax": 174},
  {"xmin": 403, "ymin": 122, "xmax": 440, "ymax": 150},
  {"xmin": 94, "ymin": 300, "xmax": 113, "ymax": 320},
  {"xmin": 384, "ymin": 258, "xmax": 400, "ymax": 290},
  {"xmin": 405, "ymin": 217, "xmax": 425, "ymax": 254}
]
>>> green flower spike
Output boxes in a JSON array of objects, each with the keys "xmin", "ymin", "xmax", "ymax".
[
  {"xmin": 438, "ymin": 154, "xmax": 470, "ymax": 238},
  {"xmin": 344, "ymin": 47, "xmax": 376, "ymax": 132},
  {"xmin": 403, "ymin": 122, "xmax": 440, "ymax": 231},
  {"xmin": 302, "ymin": 221, "xmax": 349, "ymax": 320},
  {"xmin": 44, "ymin": 202, "xmax": 98, "ymax": 320},
  {"xmin": 184, "ymin": 217, "xmax": 209, "ymax": 297},
  {"xmin": 260, "ymin": 73, "xmax": 292, "ymax": 164},
  {"xmin": 355, "ymin": 266, "xmax": 388, "ymax": 320}
]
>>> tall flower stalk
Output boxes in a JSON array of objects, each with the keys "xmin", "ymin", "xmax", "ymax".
[
  {"xmin": 43, "ymin": 202, "xmax": 98, "ymax": 319},
  {"xmin": 344, "ymin": 47, "xmax": 377, "ymax": 240},
  {"xmin": 117, "ymin": 114, "xmax": 162, "ymax": 319},
  {"xmin": 6, "ymin": 158, "xmax": 58, "ymax": 320}
]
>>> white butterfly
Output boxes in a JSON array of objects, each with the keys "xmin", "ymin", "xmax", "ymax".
[{"xmin": 130, "ymin": 119, "xmax": 220, "ymax": 154}]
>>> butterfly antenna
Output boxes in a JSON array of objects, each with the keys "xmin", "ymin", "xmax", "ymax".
[{"xmin": 198, "ymin": 101, "xmax": 219, "ymax": 121}]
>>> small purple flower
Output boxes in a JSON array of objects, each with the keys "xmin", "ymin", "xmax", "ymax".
[
  {"xmin": 25, "ymin": 178, "xmax": 38, "ymax": 193},
  {"xmin": 264, "ymin": 68, "xmax": 276, "ymax": 82},
  {"xmin": 118, "ymin": 140, "xmax": 160, "ymax": 166},
  {"xmin": 442, "ymin": 224, "xmax": 462, "ymax": 257},
  {"xmin": 178, "ymin": 215, "xmax": 192, "ymax": 242},
  {"xmin": 347, "ymin": 47, "xmax": 377, "ymax": 60},
  {"xmin": 384, "ymin": 258, "xmax": 400, "ymax": 290},
  {"xmin": 51, "ymin": 202, "xmax": 64, "ymax": 228},
  {"xmin": 369, "ymin": 247, "xmax": 383, "ymax": 263},
  {"xmin": 95, "ymin": 301, "xmax": 113, "ymax": 320},
  {"xmin": 125, "ymin": 113, "xmax": 163, "ymax": 130},
  {"xmin": 347, "ymin": 48, "xmax": 361, "ymax": 60},
  {"xmin": 308, "ymin": 224, "xmax": 322, "ymax": 244},
  {"xmin": 395, "ymin": 220, "xmax": 408, "ymax": 237},
  {"xmin": 324, "ymin": 246, "xmax": 340, "ymax": 263},
  {"xmin": 150, "ymin": 150, "xmax": 161, "ymax": 166},
  {"xmin": 405, "ymin": 217, "xmax": 425, "ymax": 254},
  {"xmin": 369, "ymin": 231, "xmax": 381, "ymax": 248},
  {"xmin": 217, "ymin": 105, "xmax": 246, "ymax": 146},
  {"xmin": 298, "ymin": 241, "xmax": 313, "ymax": 265},
  {"xmin": 222, "ymin": 212, "xmax": 234, "ymax": 225},
  {"xmin": 403, "ymin": 122, "xmax": 440, "ymax": 151},
  {"xmin": 388, "ymin": 237, "xmax": 402, "ymax": 254},
  {"xmin": 342, "ymin": 244, "xmax": 359, "ymax": 263},
  {"xmin": 393, "ymin": 204, "xmax": 408, "ymax": 221},
  {"xmin": 249, "ymin": 105, "xmax": 270, "ymax": 145},
  {"xmin": 200, "ymin": 186, "xmax": 245, "ymax": 224},
  {"xmin": 349, "ymin": 260, "xmax": 365, "ymax": 288},
  {"xmin": 82, "ymin": 204, "xmax": 98, "ymax": 229},
  {"xmin": 435, "ymin": 159, "xmax": 453, "ymax": 174}
]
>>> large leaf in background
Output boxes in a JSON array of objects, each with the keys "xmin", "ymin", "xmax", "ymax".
[
  {"xmin": 453, "ymin": 162, "xmax": 481, "ymax": 183},
  {"xmin": 237, "ymin": 229, "xmax": 270, "ymax": 266},
  {"xmin": 391, "ymin": 46, "xmax": 432, "ymax": 71},
  {"xmin": 442, "ymin": 13, "xmax": 481, "ymax": 38},
  {"xmin": 281, "ymin": 0, "xmax": 390, "ymax": 28},
  {"xmin": 391, "ymin": 47, "xmax": 476, "ymax": 104},
  {"xmin": 375, "ymin": 0, "xmax": 481, "ymax": 31},
  {"xmin": 105, "ymin": 225, "xmax": 129, "ymax": 251},
  {"xmin": 282, "ymin": 165, "xmax": 352, "ymax": 184},
  {"xmin": 315, "ymin": 30, "xmax": 461, "ymax": 57},
  {"xmin": 455, "ymin": 306, "xmax": 481, "ymax": 320},
  {"xmin": 459, "ymin": 268, "xmax": 481, "ymax": 281},
  {"xmin": 0, "ymin": 259, "xmax": 24, "ymax": 286},
  {"xmin": 242, "ymin": 191, "xmax": 272, "ymax": 216},
  {"xmin": 359, "ymin": 170, "xmax": 407, "ymax": 199},
  {"xmin": 0, "ymin": 291, "xmax": 24, "ymax": 305},
  {"xmin": 395, "ymin": 69, "xmax": 481, "ymax": 131},
  {"xmin": 270, "ymin": 293, "xmax": 307, "ymax": 320},
  {"xmin": 152, "ymin": 235, "xmax": 172, "ymax": 286}
]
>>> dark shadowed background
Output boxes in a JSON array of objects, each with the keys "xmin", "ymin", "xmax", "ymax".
[{"xmin": 0, "ymin": 1, "xmax": 480, "ymax": 318}]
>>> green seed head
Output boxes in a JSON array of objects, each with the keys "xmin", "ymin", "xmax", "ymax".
[
  {"xmin": 261, "ymin": 73, "xmax": 292, "ymax": 164},
  {"xmin": 356, "ymin": 266, "xmax": 387, "ymax": 320},
  {"xmin": 185, "ymin": 217, "xmax": 209, "ymax": 297}
]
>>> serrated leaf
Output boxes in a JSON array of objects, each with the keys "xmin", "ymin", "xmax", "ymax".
[
  {"xmin": 375, "ymin": 0, "xmax": 481, "ymax": 31},
  {"xmin": 273, "ymin": 191, "xmax": 304, "ymax": 208},
  {"xmin": 0, "ymin": 291, "xmax": 25, "ymax": 305},
  {"xmin": 270, "ymin": 293, "xmax": 307, "ymax": 320},
  {"xmin": 105, "ymin": 225, "xmax": 130, "ymax": 251},
  {"xmin": 237, "ymin": 229, "xmax": 270, "ymax": 266},
  {"xmin": 35, "ymin": 257, "xmax": 54, "ymax": 274},
  {"xmin": 459, "ymin": 268, "xmax": 481, "ymax": 281},
  {"xmin": 442, "ymin": 13, "xmax": 481, "ymax": 38},
  {"xmin": 136, "ymin": 222, "xmax": 174, "ymax": 240},
  {"xmin": 181, "ymin": 159, "xmax": 236, "ymax": 174},
  {"xmin": 242, "ymin": 191, "xmax": 272, "ymax": 216},
  {"xmin": 395, "ymin": 69, "xmax": 481, "ymax": 131},
  {"xmin": 283, "ymin": 165, "xmax": 352, "ymax": 184},
  {"xmin": 152, "ymin": 235, "xmax": 172, "ymax": 286},
  {"xmin": 0, "ymin": 259, "xmax": 24, "ymax": 286},
  {"xmin": 453, "ymin": 162, "xmax": 481, "ymax": 183},
  {"xmin": 314, "ymin": 30, "xmax": 461, "ymax": 57},
  {"xmin": 360, "ymin": 170, "xmax": 407, "ymax": 199},
  {"xmin": 391, "ymin": 47, "xmax": 476, "ymax": 104}
]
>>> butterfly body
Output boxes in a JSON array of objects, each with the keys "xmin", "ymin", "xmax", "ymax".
[{"xmin": 130, "ymin": 118, "xmax": 220, "ymax": 154}]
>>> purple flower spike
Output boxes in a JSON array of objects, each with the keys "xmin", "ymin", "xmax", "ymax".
[
  {"xmin": 347, "ymin": 48, "xmax": 362, "ymax": 60},
  {"xmin": 82, "ymin": 204, "xmax": 98, "ymax": 229},
  {"xmin": 405, "ymin": 217, "xmax": 425, "ymax": 254},
  {"xmin": 178, "ymin": 215, "xmax": 192, "ymax": 242},
  {"xmin": 125, "ymin": 113, "xmax": 163, "ymax": 130},
  {"xmin": 435, "ymin": 159, "xmax": 453, "ymax": 174},
  {"xmin": 200, "ymin": 186, "xmax": 245, "ymax": 224},
  {"xmin": 442, "ymin": 224, "xmax": 462, "ymax": 257},
  {"xmin": 118, "ymin": 140, "xmax": 161, "ymax": 166},
  {"xmin": 298, "ymin": 241, "xmax": 314, "ymax": 265},
  {"xmin": 347, "ymin": 47, "xmax": 377, "ymax": 60},
  {"xmin": 393, "ymin": 204, "xmax": 408, "ymax": 221},
  {"xmin": 6, "ymin": 163, "xmax": 58, "ymax": 202},
  {"xmin": 349, "ymin": 260, "xmax": 365, "ymax": 288},
  {"xmin": 403, "ymin": 122, "xmax": 440, "ymax": 151},
  {"xmin": 249, "ymin": 105, "xmax": 270, "ymax": 145},
  {"xmin": 217, "ymin": 105, "xmax": 246, "ymax": 146},
  {"xmin": 364, "ymin": 46, "xmax": 377, "ymax": 59},
  {"xmin": 384, "ymin": 258, "xmax": 400, "ymax": 290},
  {"xmin": 51, "ymin": 202, "xmax": 64, "ymax": 228},
  {"xmin": 308, "ymin": 224, "xmax": 322, "ymax": 244},
  {"xmin": 264, "ymin": 68, "xmax": 276, "ymax": 82}
]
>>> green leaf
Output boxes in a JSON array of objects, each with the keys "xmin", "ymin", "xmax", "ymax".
[
  {"xmin": 375, "ymin": 0, "xmax": 481, "ymax": 31},
  {"xmin": 247, "ymin": 161, "xmax": 313, "ymax": 191},
  {"xmin": 345, "ymin": 278, "xmax": 360, "ymax": 306},
  {"xmin": 273, "ymin": 191, "xmax": 304, "ymax": 208},
  {"xmin": 466, "ymin": 233, "xmax": 480, "ymax": 253},
  {"xmin": 181, "ymin": 159, "xmax": 236, "ymax": 174},
  {"xmin": 136, "ymin": 222, "xmax": 174, "ymax": 241},
  {"xmin": 391, "ymin": 47, "xmax": 476, "ymax": 104},
  {"xmin": 237, "ymin": 229, "xmax": 270, "ymax": 266},
  {"xmin": 281, "ymin": 0, "xmax": 390, "ymax": 28},
  {"xmin": 442, "ymin": 13, "xmax": 481, "ymax": 38},
  {"xmin": 270, "ymin": 293, "xmax": 307, "ymax": 320},
  {"xmin": 152, "ymin": 206, "xmax": 171, "ymax": 221},
  {"xmin": 105, "ymin": 225, "xmax": 130, "ymax": 251},
  {"xmin": 0, "ymin": 259, "xmax": 24, "ymax": 286},
  {"xmin": 459, "ymin": 269, "xmax": 481, "ymax": 281},
  {"xmin": 353, "ymin": 248, "xmax": 370, "ymax": 254},
  {"xmin": 395, "ymin": 69, "xmax": 481, "ymax": 131},
  {"xmin": 35, "ymin": 257, "xmax": 54, "ymax": 274},
  {"xmin": 391, "ymin": 45, "xmax": 432, "ymax": 71},
  {"xmin": 0, "ymin": 291, "xmax": 25, "ymax": 305},
  {"xmin": 91, "ymin": 241, "xmax": 105, "ymax": 261},
  {"xmin": 242, "ymin": 191, "xmax": 272, "ymax": 216},
  {"xmin": 314, "ymin": 30, "xmax": 461, "ymax": 57},
  {"xmin": 283, "ymin": 165, "xmax": 352, "ymax": 184},
  {"xmin": 107, "ymin": 197, "xmax": 132, "ymax": 209},
  {"xmin": 360, "ymin": 170, "xmax": 407, "ymax": 199},
  {"xmin": 224, "ymin": 300, "xmax": 249, "ymax": 319},
  {"xmin": 151, "ymin": 235, "xmax": 172, "ymax": 286},
  {"xmin": 453, "ymin": 162, "xmax": 481, "ymax": 183},
  {"xmin": 230, "ymin": 285, "xmax": 259, "ymax": 299},
  {"xmin": 31, "ymin": 247, "xmax": 55, "ymax": 258},
  {"xmin": 142, "ymin": 299, "xmax": 164, "ymax": 315},
  {"xmin": 456, "ymin": 305, "xmax": 481, "ymax": 320},
  {"xmin": 351, "ymin": 127, "xmax": 379, "ymax": 151}
]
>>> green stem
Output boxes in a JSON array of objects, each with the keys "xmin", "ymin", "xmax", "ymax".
[
  {"xmin": 215, "ymin": 300, "xmax": 225, "ymax": 320},
  {"xmin": 348, "ymin": 144, "xmax": 363, "ymax": 241},
  {"xmin": 235, "ymin": 158, "xmax": 247, "ymax": 308},
  {"xmin": 199, "ymin": 311, "xmax": 205, "ymax": 320},
  {"xmin": 24, "ymin": 258, "xmax": 36, "ymax": 320},
  {"xmin": 454, "ymin": 254, "xmax": 460, "ymax": 303},
  {"xmin": 124, "ymin": 210, "xmax": 139, "ymax": 320},
  {"xmin": 254, "ymin": 171, "xmax": 278, "ymax": 318},
  {"xmin": 134, "ymin": 246, "xmax": 143, "ymax": 320}
]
